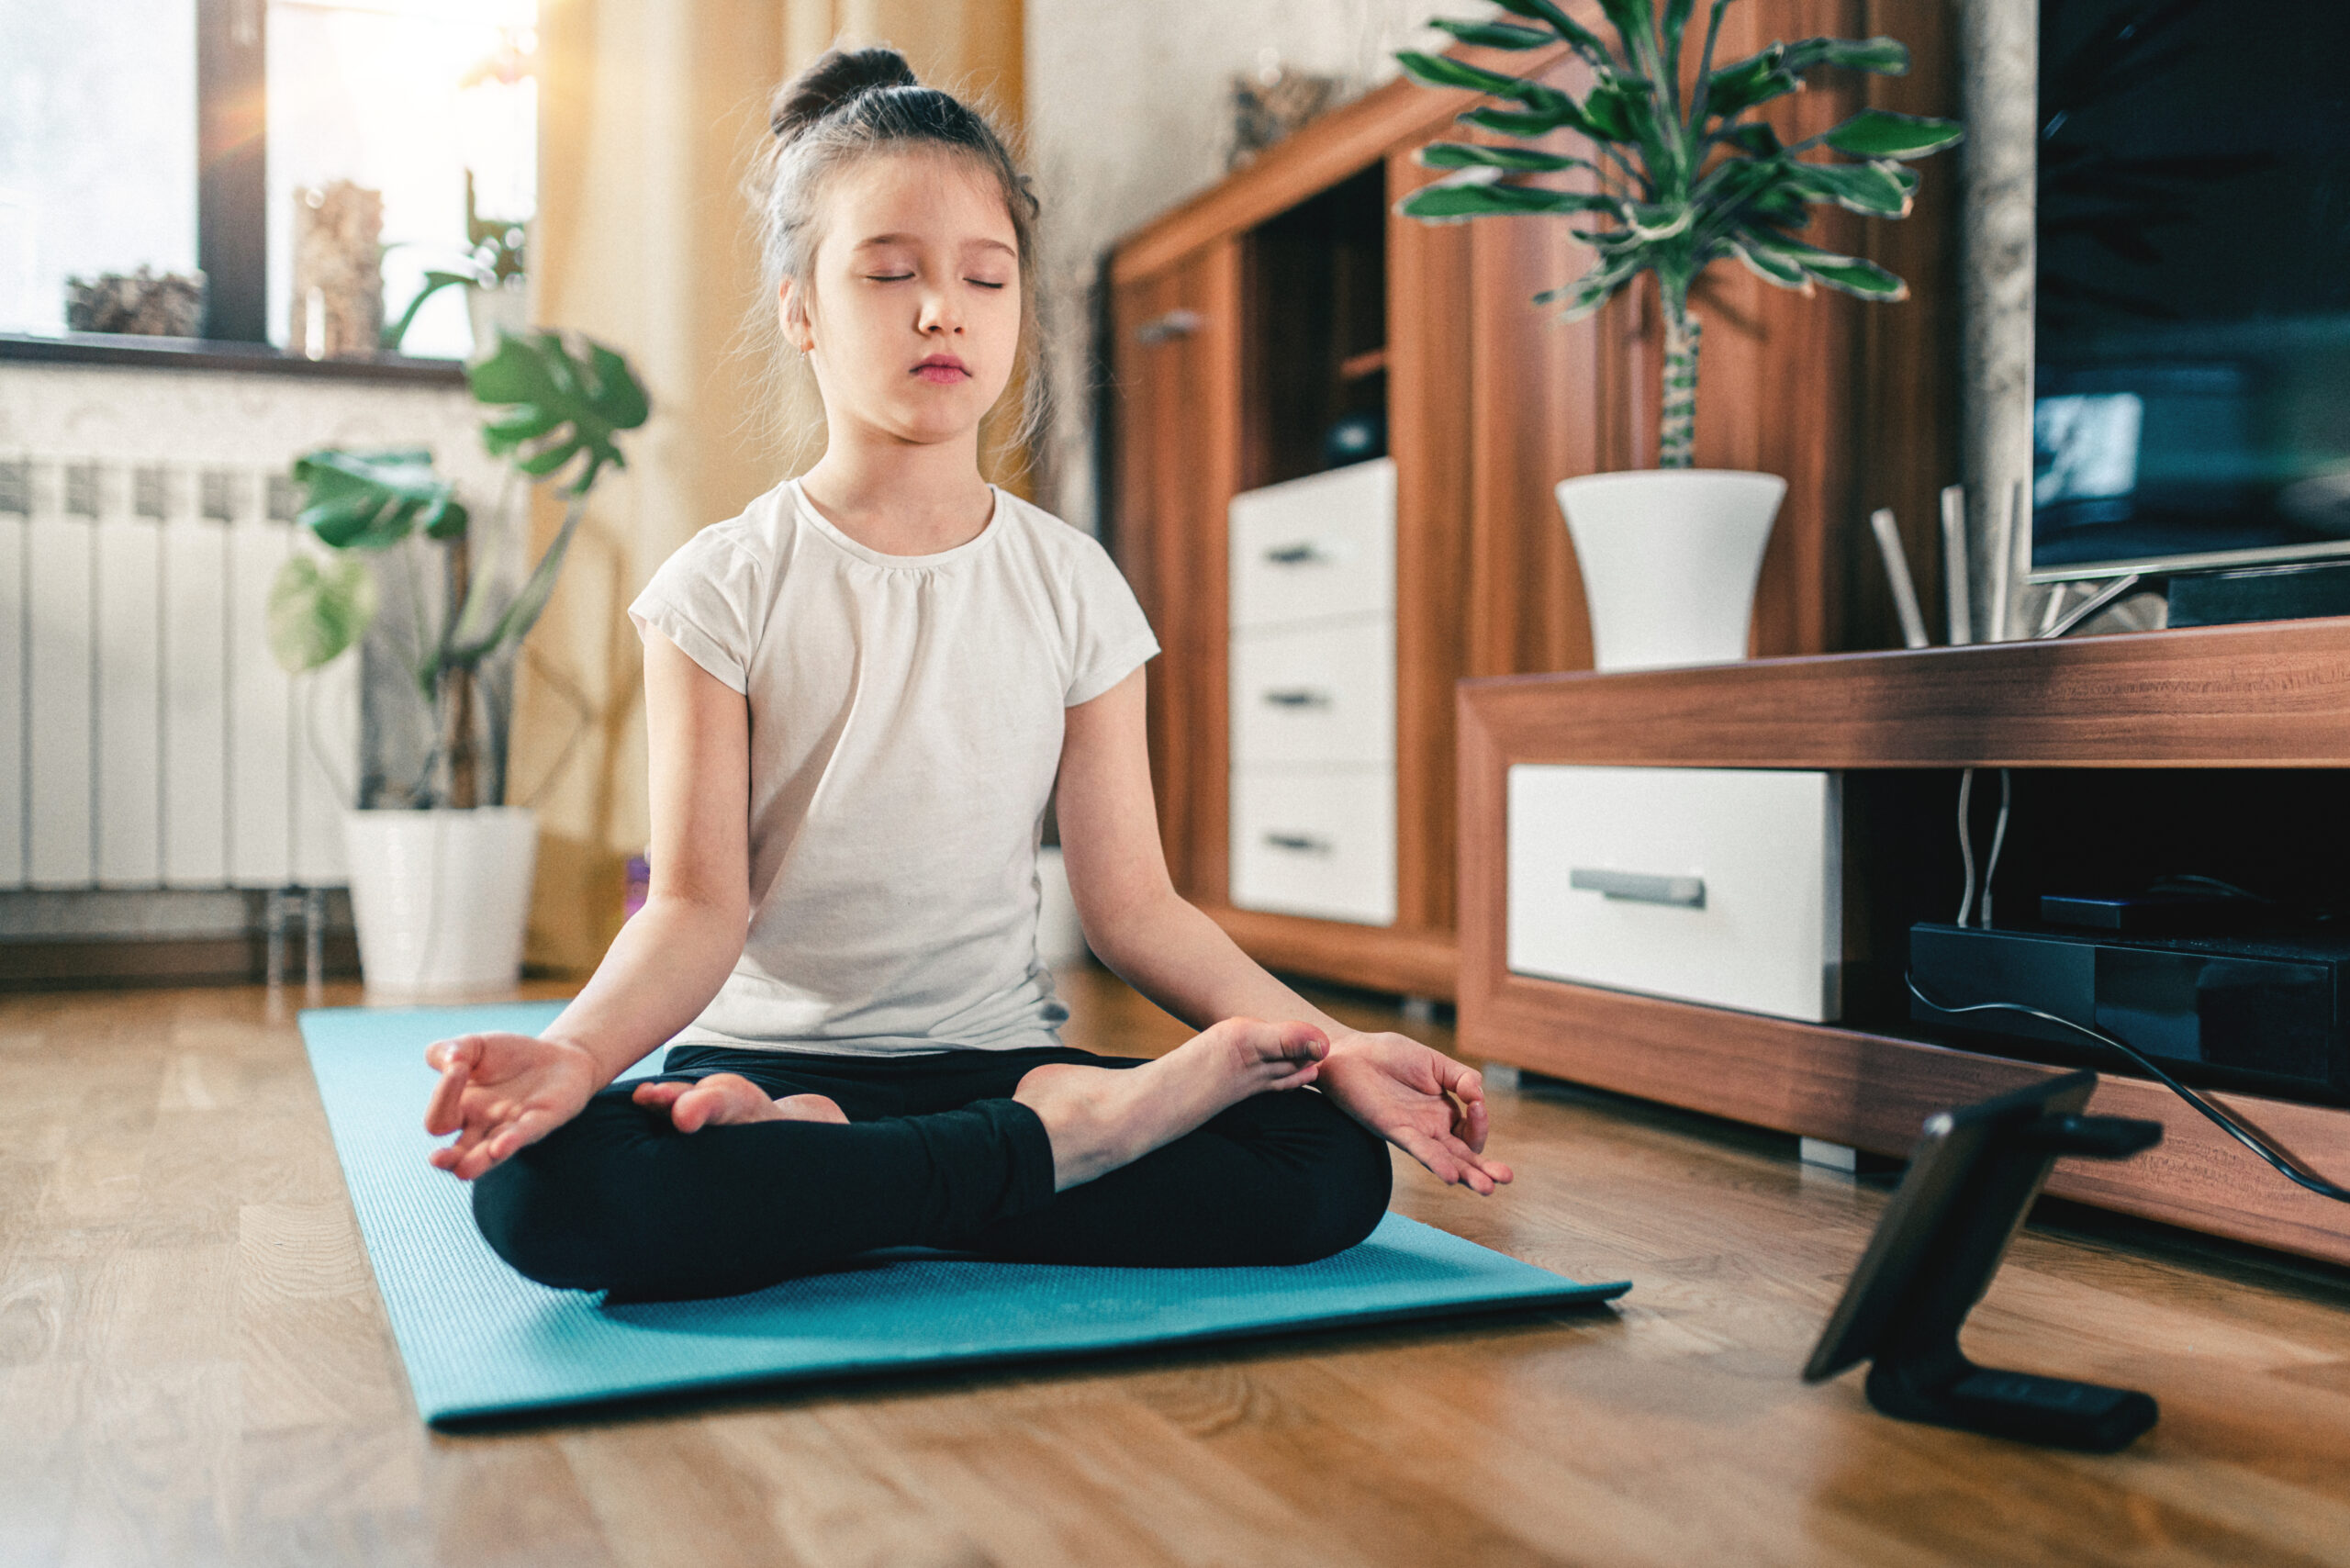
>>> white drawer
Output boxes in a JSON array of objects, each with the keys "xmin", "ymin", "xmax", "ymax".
[
  {"xmin": 1506, "ymin": 765, "xmax": 1841, "ymax": 1021},
  {"xmin": 1229, "ymin": 457, "xmax": 1394, "ymax": 632},
  {"xmin": 1230, "ymin": 615, "xmax": 1393, "ymax": 767},
  {"xmin": 1231, "ymin": 767, "xmax": 1396, "ymax": 926}
]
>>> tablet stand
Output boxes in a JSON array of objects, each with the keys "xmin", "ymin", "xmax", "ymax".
[{"xmin": 1860, "ymin": 1108, "xmax": 2163, "ymax": 1451}]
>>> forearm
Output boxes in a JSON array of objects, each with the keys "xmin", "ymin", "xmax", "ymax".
[
  {"xmin": 535, "ymin": 893, "xmax": 746, "ymax": 1086},
  {"xmin": 1085, "ymin": 890, "xmax": 1354, "ymax": 1045}
]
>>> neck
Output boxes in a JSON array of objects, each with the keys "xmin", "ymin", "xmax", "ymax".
[{"xmin": 796, "ymin": 421, "xmax": 996, "ymax": 556}]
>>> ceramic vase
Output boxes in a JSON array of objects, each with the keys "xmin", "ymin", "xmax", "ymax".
[
  {"xmin": 342, "ymin": 807, "xmax": 537, "ymax": 1001},
  {"xmin": 1554, "ymin": 469, "xmax": 1787, "ymax": 672}
]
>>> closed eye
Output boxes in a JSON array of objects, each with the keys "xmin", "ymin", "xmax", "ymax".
[
  {"xmin": 967, "ymin": 279, "xmax": 1007, "ymax": 290},
  {"xmin": 867, "ymin": 273, "xmax": 913, "ymax": 282}
]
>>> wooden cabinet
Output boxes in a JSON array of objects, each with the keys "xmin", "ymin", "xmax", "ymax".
[
  {"xmin": 1456, "ymin": 622, "xmax": 2350, "ymax": 1267},
  {"xmin": 1104, "ymin": 7, "xmax": 1957, "ymax": 999}
]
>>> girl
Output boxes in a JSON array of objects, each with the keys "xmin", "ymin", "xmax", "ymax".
[{"xmin": 420, "ymin": 47, "xmax": 1511, "ymax": 1302}]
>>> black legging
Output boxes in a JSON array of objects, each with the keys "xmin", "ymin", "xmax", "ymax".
[{"xmin": 471, "ymin": 1042, "xmax": 1394, "ymax": 1301}]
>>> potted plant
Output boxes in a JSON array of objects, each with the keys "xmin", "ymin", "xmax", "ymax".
[
  {"xmin": 1395, "ymin": 0, "xmax": 1960, "ymax": 669},
  {"xmin": 268, "ymin": 329, "xmax": 649, "ymax": 998},
  {"xmin": 380, "ymin": 173, "xmax": 531, "ymax": 361}
]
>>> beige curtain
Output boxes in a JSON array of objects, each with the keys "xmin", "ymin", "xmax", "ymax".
[{"xmin": 517, "ymin": 0, "xmax": 1025, "ymax": 973}]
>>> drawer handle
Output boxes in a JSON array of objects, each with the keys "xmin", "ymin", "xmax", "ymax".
[
  {"xmin": 1570, "ymin": 868, "xmax": 1707, "ymax": 908},
  {"xmin": 1260, "ymin": 688, "xmax": 1333, "ymax": 709},
  {"xmin": 1262, "ymin": 542, "xmax": 1335, "ymax": 566},
  {"xmin": 1134, "ymin": 308, "xmax": 1204, "ymax": 344},
  {"xmin": 1264, "ymin": 832, "xmax": 1334, "ymax": 855}
]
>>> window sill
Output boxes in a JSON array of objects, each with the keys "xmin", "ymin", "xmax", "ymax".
[{"xmin": 0, "ymin": 331, "xmax": 468, "ymax": 386}]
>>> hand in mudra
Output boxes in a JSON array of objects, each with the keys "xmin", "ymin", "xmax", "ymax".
[
  {"xmin": 422, "ymin": 1032, "xmax": 600, "ymax": 1181},
  {"xmin": 1315, "ymin": 1030, "xmax": 1514, "ymax": 1195}
]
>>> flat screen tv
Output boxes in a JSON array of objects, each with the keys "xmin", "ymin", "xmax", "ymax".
[{"xmin": 2029, "ymin": 0, "xmax": 2350, "ymax": 581}]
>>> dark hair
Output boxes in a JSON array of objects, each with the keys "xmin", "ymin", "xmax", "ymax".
[{"xmin": 752, "ymin": 47, "xmax": 1045, "ymax": 468}]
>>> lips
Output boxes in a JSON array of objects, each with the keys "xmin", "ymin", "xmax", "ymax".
[{"xmin": 913, "ymin": 354, "xmax": 969, "ymax": 383}]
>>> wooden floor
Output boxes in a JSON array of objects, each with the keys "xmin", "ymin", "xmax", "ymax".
[{"xmin": 6, "ymin": 969, "xmax": 2350, "ymax": 1567}]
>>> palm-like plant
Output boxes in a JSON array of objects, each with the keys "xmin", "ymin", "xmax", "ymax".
[
  {"xmin": 1394, "ymin": 0, "xmax": 1962, "ymax": 468},
  {"xmin": 267, "ymin": 329, "xmax": 649, "ymax": 810}
]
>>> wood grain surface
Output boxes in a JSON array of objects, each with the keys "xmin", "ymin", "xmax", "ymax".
[
  {"xmin": 1456, "ymin": 623, "xmax": 2350, "ymax": 1268},
  {"xmin": 6, "ymin": 974, "xmax": 2349, "ymax": 1565}
]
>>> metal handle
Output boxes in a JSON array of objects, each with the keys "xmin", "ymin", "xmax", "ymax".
[
  {"xmin": 1264, "ymin": 832, "xmax": 1334, "ymax": 854},
  {"xmin": 1134, "ymin": 308, "xmax": 1204, "ymax": 344},
  {"xmin": 1262, "ymin": 542, "xmax": 1334, "ymax": 566},
  {"xmin": 1570, "ymin": 868, "xmax": 1706, "ymax": 908},
  {"xmin": 1260, "ymin": 688, "xmax": 1332, "ymax": 710}
]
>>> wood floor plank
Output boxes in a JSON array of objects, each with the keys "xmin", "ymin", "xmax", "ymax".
[{"xmin": 5, "ymin": 971, "xmax": 2350, "ymax": 1565}]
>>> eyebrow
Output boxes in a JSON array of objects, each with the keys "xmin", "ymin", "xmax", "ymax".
[{"xmin": 852, "ymin": 233, "xmax": 1017, "ymax": 257}]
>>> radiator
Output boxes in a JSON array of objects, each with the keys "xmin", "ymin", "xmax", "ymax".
[{"xmin": 0, "ymin": 454, "xmax": 357, "ymax": 891}]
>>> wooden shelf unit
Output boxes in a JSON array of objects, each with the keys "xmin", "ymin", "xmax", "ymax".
[
  {"xmin": 1104, "ymin": 6, "xmax": 1960, "ymax": 999},
  {"xmin": 1458, "ymin": 620, "xmax": 2350, "ymax": 1266}
]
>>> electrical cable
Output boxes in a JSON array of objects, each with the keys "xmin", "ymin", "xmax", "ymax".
[
  {"xmin": 1955, "ymin": 768, "xmax": 1977, "ymax": 928},
  {"xmin": 1905, "ymin": 973, "xmax": 2350, "ymax": 1204},
  {"xmin": 1979, "ymin": 768, "xmax": 2011, "ymax": 929}
]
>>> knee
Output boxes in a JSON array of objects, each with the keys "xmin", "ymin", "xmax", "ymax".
[
  {"xmin": 471, "ymin": 1143, "xmax": 617, "ymax": 1292},
  {"xmin": 1300, "ymin": 1109, "xmax": 1393, "ymax": 1259},
  {"xmin": 468, "ymin": 1103, "xmax": 657, "ymax": 1294},
  {"xmin": 1248, "ymin": 1100, "xmax": 1393, "ymax": 1265}
]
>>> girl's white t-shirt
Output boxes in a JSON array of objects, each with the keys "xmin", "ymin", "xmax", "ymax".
[{"xmin": 626, "ymin": 477, "xmax": 1159, "ymax": 1056}]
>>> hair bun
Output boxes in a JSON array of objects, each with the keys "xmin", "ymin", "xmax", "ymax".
[{"xmin": 770, "ymin": 47, "xmax": 918, "ymax": 140}]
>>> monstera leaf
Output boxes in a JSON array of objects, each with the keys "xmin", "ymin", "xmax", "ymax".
[
  {"xmin": 468, "ymin": 329, "xmax": 650, "ymax": 496},
  {"xmin": 266, "ymin": 552, "xmax": 379, "ymax": 675},
  {"xmin": 292, "ymin": 449, "xmax": 467, "ymax": 549}
]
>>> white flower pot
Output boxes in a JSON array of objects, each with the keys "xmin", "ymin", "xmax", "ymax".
[
  {"xmin": 343, "ymin": 807, "xmax": 537, "ymax": 1001},
  {"xmin": 1555, "ymin": 469, "xmax": 1787, "ymax": 673},
  {"xmin": 465, "ymin": 280, "xmax": 530, "ymax": 362}
]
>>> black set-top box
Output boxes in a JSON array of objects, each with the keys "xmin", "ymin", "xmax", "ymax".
[{"xmin": 1908, "ymin": 921, "xmax": 2350, "ymax": 1103}]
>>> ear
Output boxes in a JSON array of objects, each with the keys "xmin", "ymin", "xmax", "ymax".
[{"xmin": 777, "ymin": 276, "xmax": 816, "ymax": 355}]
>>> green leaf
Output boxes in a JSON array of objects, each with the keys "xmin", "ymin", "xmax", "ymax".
[
  {"xmin": 1489, "ymin": 0, "xmax": 1613, "ymax": 62},
  {"xmin": 1623, "ymin": 200, "xmax": 1695, "ymax": 241},
  {"xmin": 1580, "ymin": 80, "xmax": 1647, "ymax": 141},
  {"xmin": 1782, "ymin": 36, "xmax": 1910, "ymax": 75},
  {"xmin": 1427, "ymin": 17, "xmax": 1552, "ymax": 50},
  {"xmin": 1725, "ymin": 236, "xmax": 1809, "ymax": 288},
  {"xmin": 266, "ymin": 551, "xmax": 379, "ymax": 674},
  {"xmin": 1397, "ymin": 182, "xmax": 1620, "ymax": 223},
  {"xmin": 291, "ymin": 449, "xmax": 467, "ymax": 551},
  {"xmin": 1744, "ymin": 232, "xmax": 1909, "ymax": 298},
  {"xmin": 1713, "ymin": 121, "xmax": 1783, "ymax": 157},
  {"xmin": 468, "ymin": 329, "xmax": 650, "ymax": 496},
  {"xmin": 1704, "ymin": 46, "xmax": 1803, "ymax": 116},
  {"xmin": 1592, "ymin": 0, "xmax": 1657, "ymax": 54},
  {"xmin": 1819, "ymin": 108, "xmax": 1964, "ymax": 160},
  {"xmin": 1538, "ymin": 247, "xmax": 1646, "ymax": 322},
  {"xmin": 1456, "ymin": 104, "xmax": 1596, "ymax": 140},
  {"xmin": 1394, "ymin": 50, "xmax": 1566, "ymax": 108},
  {"xmin": 1416, "ymin": 142, "xmax": 1597, "ymax": 174},
  {"xmin": 1797, "ymin": 252, "xmax": 1908, "ymax": 298},
  {"xmin": 1662, "ymin": 0, "xmax": 1697, "ymax": 58},
  {"xmin": 1784, "ymin": 158, "xmax": 1914, "ymax": 218}
]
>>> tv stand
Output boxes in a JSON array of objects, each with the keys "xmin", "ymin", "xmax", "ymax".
[{"xmin": 1458, "ymin": 620, "xmax": 2350, "ymax": 1267}]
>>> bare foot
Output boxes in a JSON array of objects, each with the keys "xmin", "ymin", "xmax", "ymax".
[
  {"xmin": 1013, "ymin": 1018, "xmax": 1326, "ymax": 1191},
  {"xmin": 631, "ymin": 1073, "xmax": 848, "ymax": 1134}
]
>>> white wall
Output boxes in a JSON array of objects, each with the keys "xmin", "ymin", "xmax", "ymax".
[{"xmin": 1023, "ymin": 0, "xmax": 1483, "ymax": 533}]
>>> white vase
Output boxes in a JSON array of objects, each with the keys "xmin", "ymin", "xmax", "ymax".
[
  {"xmin": 343, "ymin": 807, "xmax": 538, "ymax": 1001},
  {"xmin": 464, "ymin": 280, "xmax": 530, "ymax": 362},
  {"xmin": 1554, "ymin": 469, "xmax": 1788, "ymax": 673}
]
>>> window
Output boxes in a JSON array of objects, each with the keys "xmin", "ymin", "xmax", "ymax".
[
  {"xmin": 0, "ymin": 0, "xmax": 200, "ymax": 336},
  {"xmin": 0, "ymin": 0, "xmax": 535, "ymax": 360}
]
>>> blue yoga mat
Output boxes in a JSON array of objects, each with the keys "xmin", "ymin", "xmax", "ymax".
[{"xmin": 302, "ymin": 1002, "xmax": 1630, "ymax": 1427}]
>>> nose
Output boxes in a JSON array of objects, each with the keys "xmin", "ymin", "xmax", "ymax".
[{"xmin": 917, "ymin": 281, "xmax": 964, "ymax": 338}]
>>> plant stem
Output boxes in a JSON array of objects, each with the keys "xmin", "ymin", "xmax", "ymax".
[
  {"xmin": 442, "ymin": 533, "xmax": 479, "ymax": 810},
  {"xmin": 1660, "ymin": 287, "xmax": 1701, "ymax": 470}
]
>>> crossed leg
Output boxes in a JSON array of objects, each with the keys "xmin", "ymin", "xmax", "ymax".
[{"xmin": 470, "ymin": 1024, "xmax": 1393, "ymax": 1301}]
